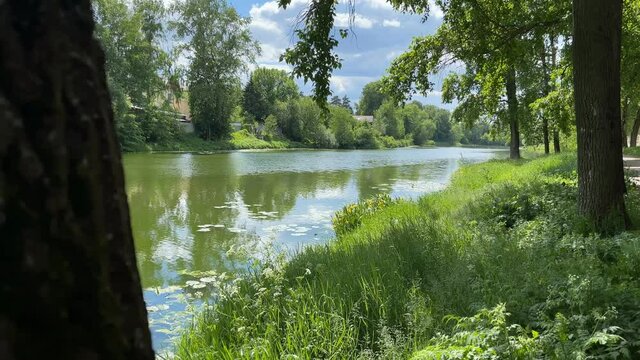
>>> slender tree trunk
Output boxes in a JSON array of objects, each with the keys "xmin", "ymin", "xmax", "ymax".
[
  {"xmin": 506, "ymin": 67, "xmax": 520, "ymax": 159},
  {"xmin": 572, "ymin": 0, "xmax": 628, "ymax": 229},
  {"xmin": 622, "ymin": 97, "xmax": 629, "ymax": 147},
  {"xmin": 631, "ymin": 108, "xmax": 640, "ymax": 147},
  {"xmin": 0, "ymin": 1, "xmax": 154, "ymax": 359},
  {"xmin": 541, "ymin": 40, "xmax": 550, "ymax": 154},
  {"xmin": 550, "ymin": 34, "xmax": 561, "ymax": 153},
  {"xmin": 553, "ymin": 130, "xmax": 561, "ymax": 153}
]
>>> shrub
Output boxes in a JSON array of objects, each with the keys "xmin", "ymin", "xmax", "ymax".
[{"xmin": 332, "ymin": 193, "xmax": 396, "ymax": 236}]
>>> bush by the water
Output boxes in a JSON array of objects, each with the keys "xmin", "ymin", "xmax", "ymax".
[
  {"xmin": 175, "ymin": 153, "xmax": 640, "ymax": 359},
  {"xmin": 332, "ymin": 194, "xmax": 397, "ymax": 236}
]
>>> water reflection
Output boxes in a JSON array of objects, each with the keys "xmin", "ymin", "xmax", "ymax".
[{"xmin": 123, "ymin": 147, "xmax": 504, "ymax": 350}]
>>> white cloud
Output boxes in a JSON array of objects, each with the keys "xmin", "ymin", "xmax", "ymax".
[
  {"xmin": 361, "ymin": 0, "xmax": 394, "ymax": 10},
  {"xmin": 383, "ymin": 19, "xmax": 401, "ymax": 27},
  {"xmin": 250, "ymin": 17, "xmax": 283, "ymax": 34},
  {"xmin": 249, "ymin": 2, "xmax": 285, "ymax": 34},
  {"xmin": 429, "ymin": 0, "xmax": 444, "ymax": 18},
  {"xmin": 386, "ymin": 50, "xmax": 400, "ymax": 60},
  {"xmin": 335, "ymin": 13, "xmax": 375, "ymax": 29},
  {"xmin": 257, "ymin": 43, "xmax": 285, "ymax": 63},
  {"xmin": 330, "ymin": 75, "xmax": 376, "ymax": 94},
  {"xmin": 255, "ymin": 63, "xmax": 293, "ymax": 72}
]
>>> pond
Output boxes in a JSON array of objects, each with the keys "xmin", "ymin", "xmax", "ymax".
[{"xmin": 124, "ymin": 147, "xmax": 505, "ymax": 352}]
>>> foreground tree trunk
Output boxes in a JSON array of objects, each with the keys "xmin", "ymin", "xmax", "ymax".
[
  {"xmin": 506, "ymin": 68, "xmax": 521, "ymax": 159},
  {"xmin": 0, "ymin": 1, "xmax": 154, "ymax": 359},
  {"xmin": 572, "ymin": 0, "xmax": 628, "ymax": 229},
  {"xmin": 631, "ymin": 108, "xmax": 640, "ymax": 147}
]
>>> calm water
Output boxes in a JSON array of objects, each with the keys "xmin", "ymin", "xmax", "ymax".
[{"xmin": 124, "ymin": 147, "xmax": 504, "ymax": 351}]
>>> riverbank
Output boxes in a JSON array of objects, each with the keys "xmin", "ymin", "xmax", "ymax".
[
  {"xmin": 143, "ymin": 130, "xmax": 417, "ymax": 153},
  {"xmin": 175, "ymin": 153, "xmax": 640, "ymax": 359}
]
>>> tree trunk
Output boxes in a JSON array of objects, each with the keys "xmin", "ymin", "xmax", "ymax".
[
  {"xmin": 572, "ymin": 0, "xmax": 628, "ymax": 229},
  {"xmin": 506, "ymin": 67, "xmax": 520, "ymax": 159},
  {"xmin": 550, "ymin": 34, "xmax": 561, "ymax": 154},
  {"xmin": 541, "ymin": 40, "xmax": 550, "ymax": 154},
  {"xmin": 622, "ymin": 97, "xmax": 629, "ymax": 148},
  {"xmin": 631, "ymin": 108, "xmax": 640, "ymax": 147},
  {"xmin": 553, "ymin": 129, "xmax": 561, "ymax": 153},
  {"xmin": 0, "ymin": 1, "xmax": 154, "ymax": 359}
]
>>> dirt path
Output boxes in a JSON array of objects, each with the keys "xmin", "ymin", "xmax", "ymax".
[{"xmin": 624, "ymin": 156, "xmax": 640, "ymax": 185}]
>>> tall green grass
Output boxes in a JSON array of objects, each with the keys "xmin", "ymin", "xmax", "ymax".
[
  {"xmin": 624, "ymin": 147, "xmax": 640, "ymax": 157},
  {"xmin": 176, "ymin": 153, "xmax": 640, "ymax": 359}
]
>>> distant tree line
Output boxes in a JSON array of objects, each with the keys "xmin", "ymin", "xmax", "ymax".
[{"xmin": 92, "ymin": 0, "xmax": 501, "ymax": 151}]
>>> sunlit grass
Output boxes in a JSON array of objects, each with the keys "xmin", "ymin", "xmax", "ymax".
[{"xmin": 175, "ymin": 153, "xmax": 640, "ymax": 359}]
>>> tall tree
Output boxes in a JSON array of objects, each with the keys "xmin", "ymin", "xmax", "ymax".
[
  {"xmin": 243, "ymin": 68, "xmax": 299, "ymax": 122},
  {"xmin": 0, "ymin": 0, "xmax": 153, "ymax": 358},
  {"xmin": 357, "ymin": 80, "xmax": 389, "ymax": 115},
  {"xmin": 277, "ymin": 0, "xmax": 569, "ymax": 160},
  {"xmin": 341, "ymin": 95, "xmax": 353, "ymax": 113},
  {"xmin": 573, "ymin": 0, "xmax": 628, "ymax": 228},
  {"xmin": 174, "ymin": 0, "xmax": 258, "ymax": 140},
  {"xmin": 374, "ymin": 100, "xmax": 405, "ymax": 139},
  {"xmin": 93, "ymin": 0, "xmax": 176, "ymax": 150}
]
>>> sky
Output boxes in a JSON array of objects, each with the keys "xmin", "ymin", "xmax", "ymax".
[{"xmin": 227, "ymin": 0, "xmax": 455, "ymax": 109}]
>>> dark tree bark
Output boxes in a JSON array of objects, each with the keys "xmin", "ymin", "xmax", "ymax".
[
  {"xmin": 572, "ymin": 0, "xmax": 628, "ymax": 228},
  {"xmin": 506, "ymin": 67, "xmax": 521, "ymax": 160},
  {"xmin": 631, "ymin": 108, "xmax": 640, "ymax": 147},
  {"xmin": 0, "ymin": 1, "xmax": 154, "ymax": 359},
  {"xmin": 541, "ymin": 40, "xmax": 550, "ymax": 154},
  {"xmin": 553, "ymin": 130, "xmax": 561, "ymax": 153}
]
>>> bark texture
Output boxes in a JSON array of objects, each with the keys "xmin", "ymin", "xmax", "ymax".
[
  {"xmin": 631, "ymin": 108, "xmax": 640, "ymax": 147},
  {"xmin": 0, "ymin": 1, "xmax": 154, "ymax": 359},
  {"xmin": 553, "ymin": 129, "xmax": 561, "ymax": 153},
  {"xmin": 506, "ymin": 68, "xmax": 520, "ymax": 159},
  {"xmin": 572, "ymin": 0, "xmax": 627, "ymax": 228}
]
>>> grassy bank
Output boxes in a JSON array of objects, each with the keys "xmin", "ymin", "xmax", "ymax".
[
  {"xmin": 176, "ymin": 154, "xmax": 640, "ymax": 359},
  {"xmin": 145, "ymin": 130, "xmax": 416, "ymax": 153},
  {"xmin": 149, "ymin": 131, "xmax": 306, "ymax": 152}
]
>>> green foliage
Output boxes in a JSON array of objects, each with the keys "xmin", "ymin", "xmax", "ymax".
[
  {"xmin": 175, "ymin": 154, "xmax": 640, "ymax": 359},
  {"xmin": 358, "ymin": 80, "xmax": 390, "ymax": 115},
  {"xmin": 375, "ymin": 100, "xmax": 405, "ymax": 139},
  {"xmin": 624, "ymin": 147, "xmax": 640, "ymax": 157},
  {"xmin": 152, "ymin": 130, "xmax": 299, "ymax": 152},
  {"xmin": 330, "ymin": 106, "xmax": 356, "ymax": 148},
  {"xmin": 173, "ymin": 0, "xmax": 258, "ymax": 140},
  {"xmin": 278, "ymin": 0, "xmax": 341, "ymax": 107},
  {"xmin": 243, "ymin": 68, "xmax": 299, "ymax": 122},
  {"xmin": 93, "ymin": 0, "xmax": 175, "ymax": 150},
  {"xmin": 262, "ymin": 115, "xmax": 279, "ymax": 141},
  {"xmin": 332, "ymin": 194, "xmax": 396, "ymax": 236},
  {"xmin": 354, "ymin": 123, "xmax": 382, "ymax": 149},
  {"xmin": 411, "ymin": 304, "xmax": 540, "ymax": 360}
]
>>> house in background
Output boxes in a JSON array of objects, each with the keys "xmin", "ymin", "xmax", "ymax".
[
  {"xmin": 164, "ymin": 90, "xmax": 193, "ymax": 133},
  {"xmin": 353, "ymin": 115, "xmax": 374, "ymax": 124}
]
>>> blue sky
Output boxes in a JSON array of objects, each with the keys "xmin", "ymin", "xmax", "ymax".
[{"xmin": 227, "ymin": 0, "xmax": 455, "ymax": 108}]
